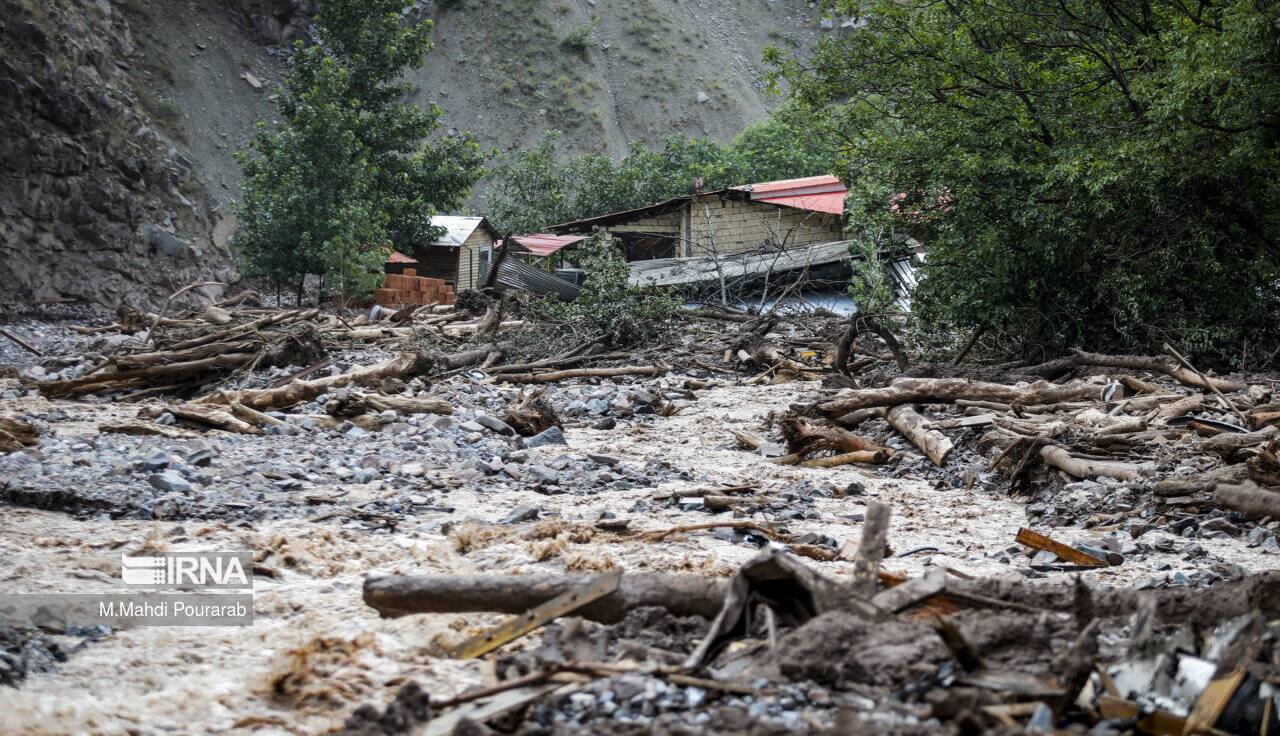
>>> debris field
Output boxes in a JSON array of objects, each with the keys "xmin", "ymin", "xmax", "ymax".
[{"xmin": 1, "ymin": 294, "xmax": 1278, "ymax": 735}]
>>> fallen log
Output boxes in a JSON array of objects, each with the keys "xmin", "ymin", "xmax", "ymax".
[
  {"xmin": 0, "ymin": 417, "xmax": 39, "ymax": 452},
  {"xmin": 1065, "ymin": 350, "xmax": 1246, "ymax": 393},
  {"xmin": 1156, "ymin": 395, "xmax": 1206, "ymax": 418},
  {"xmin": 228, "ymin": 400, "xmax": 287, "ymax": 429},
  {"xmin": 364, "ymin": 572, "xmax": 729, "ymax": 624},
  {"xmin": 779, "ymin": 416, "xmax": 887, "ymax": 457},
  {"xmin": 98, "ymin": 420, "xmax": 196, "ymax": 438},
  {"xmin": 1151, "ymin": 465, "xmax": 1247, "ymax": 496},
  {"xmin": 1198, "ymin": 425, "xmax": 1279, "ymax": 457},
  {"xmin": 880, "ymin": 405, "xmax": 954, "ymax": 466},
  {"xmin": 796, "ymin": 450, "xmax": 888, "ymax": 467},
  {"xmin": 498, "ymin": 366, "xmax": 663, "ymax": 384},
  {"xmin": 815, "ymin": 378, "xmax": 1099, "ymax": 416},
  {"xmin": 365, "ymin": 569, "xmax": 1280, "ymax": 628},
  {"xmin": 325, "ymin": 391, "xmax": 453, "ymax": 418},
  {"xmin": 0, "ymin": 327, "xmax": 41, "ymax": 356},
  {"xmin": 195, "ymin": 348, "xmax": 482, "ymax": 411},
  {"xmin": 1213, "ymin": 481, "xmax": 1280, "ymax": 519},
  {"xmin": 167, "ymin": 403, "xmax": 260, "ymax": 434},
  {"xmin": 1039, "ymin": 445, "xmax": 1143, "ymax": 481},
  {"xmin": 503, "ymin": 388, "xmax": 558, "ymax": 436}
]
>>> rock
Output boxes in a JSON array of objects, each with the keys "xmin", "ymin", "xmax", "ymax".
[
  {"xmin": 591, "ymin": 417, "xmax": 617, "ymax": 430},
  {"xmin": 397, "ymin": 463, "xmax": 425, "ymax": 477},
  {"xmin": 502, "ymin": 505, "xmax": 541, "ymax": 524},
  {"xmin": 142, "ymin": 450, "xmax": 174, "ymax": 472},
  {"xmin": 1199, "ymin": 517, "xmax": 1241, "ymax": 537},
  {"xmin": 1030, "ymin": 550, "xmax": 1058, "ymax": 566},
  {"xmin": 475, "ymin": 414, "xmax": 515, "ymax": 436},
  {"xmin": 524, "ymin": 426, "xmax": 567, "ymax": 448},
  {"xmin": 525, "ymin": 464, "xmax": 559, "ymax": 484},
  {"xmin": 148, "ymin": 470, "xmax": 193, "ymax": 494},
  {"xmin": 587, "ymin": 453, "xmax": 620, "ymax": 467},
  {"xmin": 695, "ymin": 91, "xmax": 710, "ymax": 103}
]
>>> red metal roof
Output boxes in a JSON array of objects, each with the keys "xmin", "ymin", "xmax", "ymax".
[
  {"xmin": 753, "ymin": 191, "xmax": 847, "ymax": 215},
  {"xmin": 507, "ymin": 233, "xmax": 587, "ymax": 256},
  {"xmin": 386, "ymin": 251, "xmax": 418, "ymax": 264},
  {"xmin": 743, "ymin": 174, "xmax": 845, "ymax": 195},
  {"xmin": 737, "ymin": 174, "xmax": 847, "ymax": 215}
]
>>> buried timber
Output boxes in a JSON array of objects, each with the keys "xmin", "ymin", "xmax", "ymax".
[{"xmin": 0, "ymin": 293, "xmax": 1279, "ymax": 735}]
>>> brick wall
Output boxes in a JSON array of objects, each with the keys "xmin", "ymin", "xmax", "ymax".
[
  {"xmin": 681, "ymin": 196, "xmax": 843, "ymax": 258},
  {"xmin": 374, "ymin": 269, "xmax": 456, "ymax": 307}
]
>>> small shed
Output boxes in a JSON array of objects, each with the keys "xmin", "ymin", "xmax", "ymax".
[{"xmin": 399, "ymin": 215, "xmax": 501, "ymax": 290}]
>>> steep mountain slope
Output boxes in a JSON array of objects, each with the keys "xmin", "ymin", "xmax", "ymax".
[
  {"xmin": 0, "ymin": 0, "xmax": 823, "ymax": 309},
  {"xmin": 122, "ymin": 0, "xmax": 824, "ymax": 202},
  {"xmin": 0, "ymin": 0, "xmax": 238, "ymax": 309}
]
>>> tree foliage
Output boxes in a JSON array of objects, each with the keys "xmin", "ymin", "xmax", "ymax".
[
  {"xmin": 484, "ymin": 105, "xmax": 838, "ymax": 233},
  {"xmin": 525, "ymin": 234, "xmax": 681, "ymax": 347},
  {"xmin": 773, "ymin": 0, "xmax": 1280, "ymax": 365},
  {"xmin": 234, "ymin": 0, "xmax": 484, "ymax": 299}
]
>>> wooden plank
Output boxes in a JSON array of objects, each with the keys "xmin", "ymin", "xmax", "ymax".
[
  {"xmin": 1185, "ymin": 669, "xmax": 1246, "ymax": 734},
  {"xmin": 420, "ymin": 683, "xmax": 563, "ymax": 736},
  {"xmin": 449, "ymin": 571, "xmax": 621, "ymax": 659},
  {"xmin": 871, "ymin": 568, "xmax": 946, "ymax": 613},
  {"xmin": 1096, "ymin": 695, "xmax": 1186, "ymax": 735},
  {"xmin": 1015, "ymin": 527, "xmax": 1107, "ymax": 567}
]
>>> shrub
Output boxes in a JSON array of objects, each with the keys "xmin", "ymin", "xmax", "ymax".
[{"xmin": 529, "ymin": 234, "xmax": 681, "ymax": 347}]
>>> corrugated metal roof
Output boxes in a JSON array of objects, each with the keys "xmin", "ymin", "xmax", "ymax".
[
  {"xmin": 507, "ymin": 233, "xmax": 588, "ymax": 256},
  {"xmin": 552, "ymin": 176, "xmax": 848, "ymax": 233},
  {"xmin": 737, "ymin": 174, "xmax": 847, "ymax": 215},
  {"xmin": 429, "ymin": 216, "xmax": 490, "ymax": 247},
  {"xmin": 386, "ymin": 251, "xmax": 418, "ymax": 264},
  {"xmin": 753, "ymin": 191, "xmax": 847, "ymax": 215},
  {"xmin": 735, "ymin": 174, "xmax": 845, "ymax": 196},
  {"xmin": 549, "ymin": 196, "xmax": 691, "ymax": 233}
]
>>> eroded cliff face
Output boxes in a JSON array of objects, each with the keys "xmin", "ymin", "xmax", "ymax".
[{"xmin": 0, "ymin": 0, "xmax": 236, "ymax": 310}]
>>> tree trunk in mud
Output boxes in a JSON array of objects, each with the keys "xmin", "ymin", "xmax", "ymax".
[
  {"xmin": 364, "ymin": 573, "xmax": 730, "ymax": 624},
  {"xmin": 815, "ymin": 378, "xmax": 1100, "ymax": 416},
  {"xmin": 879, "ymin": 405, "xmax": 954, "ymax": 466}
]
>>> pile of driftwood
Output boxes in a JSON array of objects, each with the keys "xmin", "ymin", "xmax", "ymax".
[
  {"xmin": 357, "ymin": 502, "xmax": 1279, "ymax": 734},
  {"xmin": 28, "ymin": 289, "xmax": 665, "ymax": 403},
  {"xmin": 778, "ymin": 346, "xmax": 1280, "ymax": 520}
]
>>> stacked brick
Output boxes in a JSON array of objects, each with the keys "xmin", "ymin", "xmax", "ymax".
[{"xmin": 374, "ymin": 269, "xmax": 455, "ymax": 307}]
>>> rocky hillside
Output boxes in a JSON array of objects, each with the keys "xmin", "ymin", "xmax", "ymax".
[
  {"xmin": 1, "ymin": 0, "xmax": 825, "ymax": 308},
  {"xmin": 0, "ymin": 0, "xmax": 238, "ymax": 310}
]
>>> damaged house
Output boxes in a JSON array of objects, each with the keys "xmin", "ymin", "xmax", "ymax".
[
  {"xmin": 384, "ymin": 215, "xmax": 501, "ymax": 292},
  {"xmin": 551, "ymin": 174, "xmax": 922, "ymax": 306},
  {"xmin": 549, "ymin": 175, "xmax": 852, "ymax": 288}
]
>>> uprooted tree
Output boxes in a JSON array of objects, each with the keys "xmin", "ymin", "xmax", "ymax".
[
  {"xmin": 773, "ymin": 0, "xmax": 1280, "ymax": 367},
  {"xmin": 233, "ymin": 0, "xmax": 484, "ymax": 302}
]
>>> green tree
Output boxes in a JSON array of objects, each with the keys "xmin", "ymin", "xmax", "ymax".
[
  {"xmin": 234, "ymin": 0, "xmax": 483, "ymax": 300},
  {"xmin": 772, "ymin": 0, "xmax": 1280, "ymax": 365},
  {"xmin": 484, "ymin": 104, "xmax": 838, "ymax": 233},
  {"xmin": 528, "ymin": 234, "xmax": 681, "ymax": 346}
]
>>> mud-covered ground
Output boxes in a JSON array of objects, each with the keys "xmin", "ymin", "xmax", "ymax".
[
  {"xmin": 2, "ymin": 369, "xmax": 1277, "ymax": 734},
  {"xmin": 2, "ymin": 309, "xmax": 1279, "ymax": 735}
]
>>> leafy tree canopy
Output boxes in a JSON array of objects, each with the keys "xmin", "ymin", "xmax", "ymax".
[
  {"xmin": 234, "ymin": 0, "xmax": 484, "ymax": 299},
  {"xmin": 773, "ymin": 0, "xmax": 1280, "ymax": 365},
  {"xmin": 484, "ymin": 104, "xmax": 839, "ymax": 234}
]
